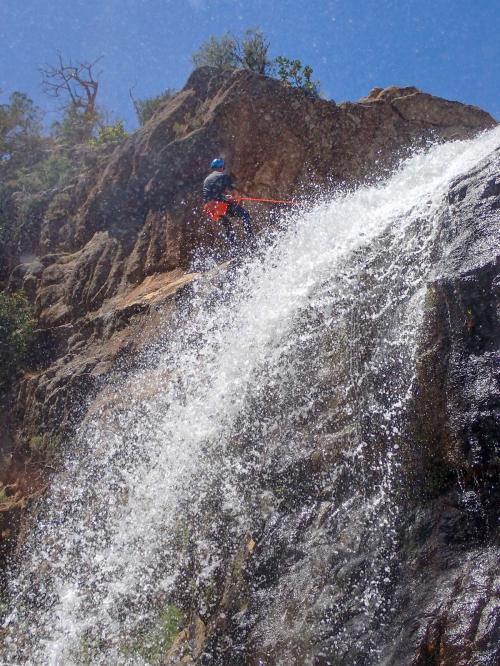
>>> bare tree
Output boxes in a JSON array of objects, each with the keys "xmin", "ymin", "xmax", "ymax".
[{"xmin": 40, "ymin": 53, "xmax": 103, "ymax": 123}]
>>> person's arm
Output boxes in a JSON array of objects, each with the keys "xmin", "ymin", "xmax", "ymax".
[{"xmin": 223, "ymin": 174, "xmax": 242, "ymax": 201}]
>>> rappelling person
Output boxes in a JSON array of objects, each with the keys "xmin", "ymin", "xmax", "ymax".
[{"xmin": 203, "ymin": 158, "xmax": 256, "ymax": 246}]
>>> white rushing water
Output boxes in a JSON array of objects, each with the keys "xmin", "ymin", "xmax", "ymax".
[{"xmin": 3, "ymin": 127, "xmax": 500, "ymax": 665}]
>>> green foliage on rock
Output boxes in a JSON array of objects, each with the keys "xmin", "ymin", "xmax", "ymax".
[
  {"xmin": 121, "ymin": 603, "xmax": 186, "ymax": 663},
  {"xmin": 51, "ymin": 104, "xmax": 101, "ymax": 146},
  {"xmin": 238, "ymin": 28, "xmax": 272, "ymax": 74},
  {"xmin": 14, "ymin": 153, "xmax": 73, "ymax": 194},
  {"xmin": 0, "ymin": 591, "xmax": 9, "ymax": 622},
  {"xmin": 192, "ymin": 27, "xmax": 272, "ymax": 75},
  {"xmin": 275, "ymin": 56, "xmax": 320, "ymax": 96},
  {"xmin": 191, "ymin": 29, "xmax": 320, "ymax": 94},
  {"xmin": 29, "ymin": 433, "xmax": 61, "ymax": 459},
  {"xmin": 192, "ymin": 33, "xmax": 240, "ymax": 70},
  {"xmin": 0, "ymin": 91, "xmax": 45, "ymax": 176},
  {"xmin": 133, "ymin": 89, "xmax": 176, "ymax": 126},
  {"xmin": 28, "ymin": 435, "xmax": 44, "ymax": 454},
  {"xmin": 90, "ymin": 120, "xmax": 128, "ymax": 146},
  {"xmin": 0, "ymin": 291, "xmax": 34, "ymax": 391},
  {"xmin": 423, "ymin": 284, "xmax": 439, "ymax": 310},
  {"xmin": 158, "ymin": 604, "xmax": 185, "ymax": 650}
]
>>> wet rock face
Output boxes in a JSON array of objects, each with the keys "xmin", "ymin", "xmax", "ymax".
[
  {"xmin": 398, "ymin": 150, "xmax": 500, "ymax": 666},
  {"xmin": 163, "ymin": 151, "xmax": 500, "ymax": 666},
  {"xmin": 414, "ymin": 149, "xmax": 500, "ymax": 498}
]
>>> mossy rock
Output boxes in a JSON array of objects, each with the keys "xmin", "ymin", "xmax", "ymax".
[
  {"xmin": 423, "ymin": 284, "xmax": 439, "ymax": 310},
  {"xmin": 29, "ymin": 433, "xmax": 61, "ymax": 459},
  {"xmin": 122, "ymin": 603, "xmax": 186, "ymax": 664}
]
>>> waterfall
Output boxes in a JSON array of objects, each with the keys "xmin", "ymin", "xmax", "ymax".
[{"xmin": 3, "ymin": 127, "xmax": 499, "ymax": 665}]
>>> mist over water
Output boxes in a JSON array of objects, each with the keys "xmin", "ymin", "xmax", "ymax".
[{"xmin": 3, "ymin": 127, "xmax": 500, "ymax": 665}]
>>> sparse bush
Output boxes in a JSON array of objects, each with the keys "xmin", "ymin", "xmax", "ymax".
[
  {"xmin": 90, "ymin": 120, "xmax": 128, "ymax": 146},
  {"xmin": 0, "ymin": 291, "xmax": 34, "ymax": 391},
  {"xmin": 14, "ymin": 153, "xmax": 73, "ymax": 194},
  {"xmin": 192, "ymin": 28, "xmax": 272, "ymax": 75},
  {"xmin": 51, "ymin": 104, "xmax": 101, "ymax": 146},
  {"xmin": 238, "ymin": 28, "xmax": 272, "ymax": 74},
  {"xmin": 192, "ymin": 33, "xmax": 240, "ymax": 70},
  {"xmin": 133, "ymin": 89, "xmax": 176, "ymax": 126},
  {"xmin": 41, "ymin": 54, "xmax": 103, "ymax": 143},
  {"xmin": 191, "ymin": 30, "xmax": 320, "ymax": 93},
  {"xmin": 275, "ymin": 56, "xmax": 320, "ymax": 96},
  {"xmin": 0, "ymin": 91, "xmax": 44, "ymax": 175}
]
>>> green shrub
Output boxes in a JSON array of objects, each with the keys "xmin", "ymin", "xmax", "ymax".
[
  {"xmin": 238, "ymin": 28, "xmax": 272, "ymax": 74},
  {"xmin": 275, "ymin": 56, "xmax": 320, "ymax": 96},
  {"xmin": 192, "ymin": 33, "xmax": 240, "ymax": 70},
  {"xmin": 51, "ymin": 104, "xmax": 100, "ymax": 146},
  {"xmin": 0, "ymin": 91, "xmax": 44, "ymax": 175},
  {"xmin": 14, "ymin": 153, "xmax": 73, "ymax": 194},
  {"xmin": 192, "ymin": 28, "xmax": 272, "ymax": 75},
  {"xmin": 89, "ymin": 120, "xmax": 128, "ymax": 146},
  {"xmin": 0, "ymin": 291, "xmax": 34, "ymax": 391}
]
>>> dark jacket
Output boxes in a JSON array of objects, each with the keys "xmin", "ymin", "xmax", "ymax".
[{"xmin": 203, "ymin": 171, "xmax": 234, "ymax": 202}]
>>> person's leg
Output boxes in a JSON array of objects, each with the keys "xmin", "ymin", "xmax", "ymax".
[
  {"xmin": 228, "ymin": 203, "xmax": 255, "ymax": 238},
  {"xmin": 219, "ymin": 215, "xmax": 236, "ymax": 244}
]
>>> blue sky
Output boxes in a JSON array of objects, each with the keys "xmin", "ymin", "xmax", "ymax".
[{"xmin": 1, "ymin": 0, "xmax": 498, "ymax": 128}]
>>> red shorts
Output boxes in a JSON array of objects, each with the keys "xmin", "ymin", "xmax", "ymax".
[{"xmin": 203, "ymin": 200, "xmax": 229, "ymax": 222}]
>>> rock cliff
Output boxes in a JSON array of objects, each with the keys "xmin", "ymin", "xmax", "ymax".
[
  {"xmin": 2, "ymin": 69, "xmax": 495, "ymax": 439},
  {"xmin": 0, "ymin": 67, "xmax": 498, "ymax": 664}
]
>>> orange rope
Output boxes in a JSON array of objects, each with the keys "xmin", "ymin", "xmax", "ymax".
[{"xmin": 239, "ymin": 197, "xmax": 298, "ymax": 205}]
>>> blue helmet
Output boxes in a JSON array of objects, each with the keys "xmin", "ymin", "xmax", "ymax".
[{"xmin": 210, "ymin": 157, "xmax": 225, "ymax": 170}]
